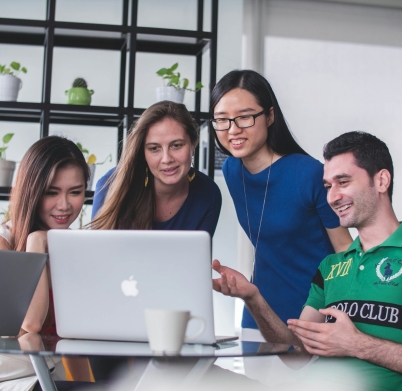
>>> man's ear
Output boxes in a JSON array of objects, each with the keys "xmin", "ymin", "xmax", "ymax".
[
  {"xmin": 266, "ymin": 107, "xmax": 274, "ymax": 127},
  {"xmin": 375, "ymin": 169, "xmax": 391, "ymax": 194}
]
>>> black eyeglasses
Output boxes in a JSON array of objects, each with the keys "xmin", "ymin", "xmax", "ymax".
[{"xmin": 211, "ymin": 110, "xmax": 265, "ymax": 131}]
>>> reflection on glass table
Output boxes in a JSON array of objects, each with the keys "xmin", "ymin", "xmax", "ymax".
[{"xmin": 0, "ymin": 334, "xmax": 291, "ymax": 391}]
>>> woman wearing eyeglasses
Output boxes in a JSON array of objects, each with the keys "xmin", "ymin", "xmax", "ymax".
[{"xmin": 210, "ymin": 70, "xmax": 352, "ymax": 341}]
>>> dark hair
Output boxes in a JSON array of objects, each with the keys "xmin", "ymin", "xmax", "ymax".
[
  {"xmin": 210, "ymin": 69, "xmax": 308, "ymax": 156},
  {"xmin": 91, "ymin": 100, "xmax": 199, "ymax": 230},
  {"xmin": 9, "ymin": 136, "xmax": 89, "ymax": 251},
  {"xmin": 323, "ymin": 131, "xmax": 394, "ymax": 201}
]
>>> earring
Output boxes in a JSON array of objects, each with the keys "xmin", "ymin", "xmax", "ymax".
[
  {"xmin": 145, "ymin": 167, "xmax": 149, "ymax": 187},
  {"xmin": 187, "ymin": 167, "xmax": 196, "ymax": 182}
]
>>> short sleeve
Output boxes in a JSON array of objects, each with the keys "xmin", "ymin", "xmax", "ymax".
[
  {"xmin": 296, "ymin": 155, "xmax": 339, "ymax": 229},
  {"xmin": 304, "ymin": 265, "xmax": 326, "ymax": 310}
]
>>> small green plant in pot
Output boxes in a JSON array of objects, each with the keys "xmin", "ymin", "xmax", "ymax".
[
  {"xmin": 65, "ymin": 78, "xmax": 94, "ymax": 105},
  {"xmin": 0, "ymin": 62, "xmax": 28, "ymax": 101},
  {"xmin": 0, "ymin": 133, "xmax": 16, "ymax": 187},
  {"xmin": 156, "ymin": 63, "xmax": 203, "ymax": 104}
]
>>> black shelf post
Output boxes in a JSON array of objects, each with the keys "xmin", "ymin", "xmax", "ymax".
[{"xmin": 41, "ymin": 0, "xmax": 56, "ymax": 138}]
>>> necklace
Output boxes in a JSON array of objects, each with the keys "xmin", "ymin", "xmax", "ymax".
[{"xmin": 242, "ymin": 160, "xmax": 272, "ymax": 283}]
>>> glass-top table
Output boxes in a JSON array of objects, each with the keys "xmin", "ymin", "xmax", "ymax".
[{"xmin": 0, "ymin": 334, "xmax": 292, "ymax": 391}]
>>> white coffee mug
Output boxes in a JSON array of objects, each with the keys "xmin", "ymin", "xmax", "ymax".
[{"xmin": 145, "ymin": 309, "xmax": 205, "ymax": 355}]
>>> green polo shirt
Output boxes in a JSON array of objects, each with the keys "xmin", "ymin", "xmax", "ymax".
[{"xmin": 304, "ymin": 223, "xmax": 402, "ymax": 390}]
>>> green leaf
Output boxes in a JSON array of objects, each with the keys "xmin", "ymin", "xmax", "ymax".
[
  {"xmin": 170, "ymin": 63, "xmax": 179, "ymax": 71},
  {"xmin": 21, "ymin": 67, "xmax": 27, "ymax": 73},
  {"xmin": 4, "ymin": 68, "xmax": 10, "ymax": 74},
  {"xmin": 170, "ymin": 76, "xmax": 179, "ymax": 86},
  {"xmin": 76, "ymin": 142, "xmax": 83, "ymax": 151},
  {"xmin": 81, "ymin": 148, "xmax": 89, "ymax": 154},
  {"xmin": 0, "ymin": 65, "xmax": 5, "ymax": 73},
  {"xmin": 156, "ymin": 68, "xmax": 168, "ymax": 76},
  {"xmin": 0, "ymin": 147, "xmax": 7, "ymax": 153},
  {"xmin": 10, "ymin": 62, "xmax": 20, "ymax": 71},
  {"xmin": 195, "ymin": 81, "xmax": 204, "ymax": 91},
  {"xmin": 2, "ymin": 133, "xmax": 14, "ymax": 144},
  {"xmin": 182, "ymin": 78, "xmax": 189, "ymax": 89}
]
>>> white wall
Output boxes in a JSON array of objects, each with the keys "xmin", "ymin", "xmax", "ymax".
[{"xmin": 260, "ymin": 0, "xmax": 402, "ymax": 220}]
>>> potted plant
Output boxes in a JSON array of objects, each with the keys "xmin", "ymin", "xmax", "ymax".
[
  {"xmin": 76, "ymin": 142, "xmax": 112, "ymax": 190},
  {"xmin": 65, "ymin": 78, "xmax": 94, "ymax": 105},
  {"xmin": 0, "ymin": 133, "xmax": 16, "ymax": 187},
  {"xmin": 0, "ymin": 62, "xmax": 27, "ymax": 101},
  {"xmin": 156, "ymin": 63, "xmax": 203, "ymax": 104}
]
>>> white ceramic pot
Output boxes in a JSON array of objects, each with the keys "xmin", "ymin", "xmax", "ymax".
[
  {"xmin": 0, "ymin": 75, "xmax": 22, "ymax": 102},
  {"xmin": 87, "ymin": 164, "xmax": 96, "ymax": 190},
  {"xmin": 156, "ymin": 86, "xmax": 185, "ymax": 104},
  {"xmin": 0, "ymin": 160, "xmax": 16, "ymax": 187}
]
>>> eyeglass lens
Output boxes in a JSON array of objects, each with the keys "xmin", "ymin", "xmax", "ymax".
[{"xmin": 213, "ymin": 115, "xmax": 256, "ymax": 131}]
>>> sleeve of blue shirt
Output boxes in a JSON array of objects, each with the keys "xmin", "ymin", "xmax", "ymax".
[
  {"xmin": 296, "ymin": 155, "xmax": 340, "ymax": 229},
  {"xmin": 193, "ymin": 172, "xmax": 222, "ymax": 237},
  {"xmin": 91, "ymin": 167, "xmax": 116, "ymax": 219}
]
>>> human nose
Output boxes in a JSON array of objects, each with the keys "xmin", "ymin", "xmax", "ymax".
[
  {"xmin": 56, "ymin": 194, "xmax": 70, "ymax": 210},
  {"xmin": 161, "ymin": 147, "xmax": 174, "ymax": 163},
  {"xmin": 327, "ymin": 187, "xmax": 342, "ymax": 207}
]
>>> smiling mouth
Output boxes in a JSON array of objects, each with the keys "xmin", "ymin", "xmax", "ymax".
[
  {"xmin": 52, "ymin": 215, "xmax": 70, "ymax": 222},
  {"xmin": 162, "ymin": 166, "xmax": 179, "ymax": 173},
  {"xmin": 336, "ymin": 204, "xmax": 352, "ymax": 213},
  {"xmin": 230, "ymin": 139, "xmax": 246, "ymax": 146}
]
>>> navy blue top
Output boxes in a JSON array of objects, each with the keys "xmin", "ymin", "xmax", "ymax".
[
  {"xmin": 223, "ymin": 154, "xmax": 340, "ymax": 327},
  {"xmin": 92, "ymin": 168, "xmax": 222, "ymax": 238}
]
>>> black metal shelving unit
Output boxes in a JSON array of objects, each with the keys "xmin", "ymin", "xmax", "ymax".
[{"xmin": 0, "ymin": 0, "xmax": 218, "ymax": 203}]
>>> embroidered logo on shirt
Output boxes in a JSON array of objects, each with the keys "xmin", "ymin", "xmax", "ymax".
[
  {"xmin": 375, "ymin": 258, "xmax": 402, "ymax": 285},
  {"xmin": 324, "ymin": 258, "xmax": 353, "ymax": 280}
]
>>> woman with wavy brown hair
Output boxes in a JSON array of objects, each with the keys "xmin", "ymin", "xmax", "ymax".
[{"xmin": 91, "ymin": 100, "xmax": 221, "ymax": 237}]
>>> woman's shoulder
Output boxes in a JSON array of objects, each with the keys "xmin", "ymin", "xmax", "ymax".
[
  {"xmin": 190, "ymin": 170, "xmax": 221, "ymax": 200},
  {"xmin": 285, "ymin": 153, "xmax": 322, "ymax": 166},
  {"xmin": 95, "ymin": 166, "xmax": 116, "ymax": 190},
  {"xmin": 0, "ymin": 222, "xmax": 11, "ymax": 248},
  {"xmin": 285, "ymin": 153, "xmax": 324, "ymax": 177},
  {"xmin": 193, "ymin": 169, "xmax": 220, "ymax": 189},
  {"xmin": 221, "ymin": 155, "xmax": 241, "ymax": 176}
]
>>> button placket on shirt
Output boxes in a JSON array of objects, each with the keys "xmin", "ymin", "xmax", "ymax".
[{"xmin": 350, "ymin": 250, "xmax": 366, "ymax": 293}]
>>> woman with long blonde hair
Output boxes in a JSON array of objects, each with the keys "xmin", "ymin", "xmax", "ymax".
[{"xmin": 91, "ymin": 100, "xmax": 221, "ymax": 237}]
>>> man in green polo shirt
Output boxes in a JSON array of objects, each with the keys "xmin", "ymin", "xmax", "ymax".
[{"xmin": 213, "ymin": 131, "xmax": 402, "ymax": 390}]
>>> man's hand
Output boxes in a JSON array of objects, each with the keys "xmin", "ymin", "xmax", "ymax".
[
  {"xmin": 287, "ymin": 307, "xmax": 360, "ymax": 357},
  {"xmin": 212, "ymin": 259, "xmax": 258, "ymax": 301}
]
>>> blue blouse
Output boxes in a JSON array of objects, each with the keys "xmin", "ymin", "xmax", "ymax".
[{"xmin": 92, "ymin": 168, "xmax": 222, "ymax": 238}]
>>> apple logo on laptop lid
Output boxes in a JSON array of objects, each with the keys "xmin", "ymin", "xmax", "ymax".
[{"xmin": 121, "ymin": 276, "xmax": 139, "ymax": 297}]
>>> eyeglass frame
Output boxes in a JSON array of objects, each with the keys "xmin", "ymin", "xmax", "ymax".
[{"xmin": 210, "ymin": 110, "xmax": 266, "ymax": 131}]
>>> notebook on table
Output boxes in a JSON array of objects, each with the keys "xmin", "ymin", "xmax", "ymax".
[
  {"xmin": 48, "ymin": 230, "xmax": 236, "ymax": 344},
  {"xmin": 0, "ymin": 249, "xmax": 47, "ymax": 336}
]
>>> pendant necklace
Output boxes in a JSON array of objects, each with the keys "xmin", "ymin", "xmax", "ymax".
[{"xmin": 242, "ymin": 158, "xmax": 272, "ymax": 283}]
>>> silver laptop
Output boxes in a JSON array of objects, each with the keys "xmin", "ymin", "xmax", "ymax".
[
  {"xmin": 0, "ymin": 249, "xmax": 47, "ymax": 336},
  {"xmin": 48, "ymin": 230, "xmax": 221, "ymax": 344}
]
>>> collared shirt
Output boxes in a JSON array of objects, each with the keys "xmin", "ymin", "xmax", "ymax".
[{"xmin": 305, "ymin": 223, "xmax": 402, "ymax": 390}]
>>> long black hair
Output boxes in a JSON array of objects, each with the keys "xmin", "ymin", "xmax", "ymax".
[{"xmin": 210, "ymin": 69, "xmax": 308, "ymax": 157}]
